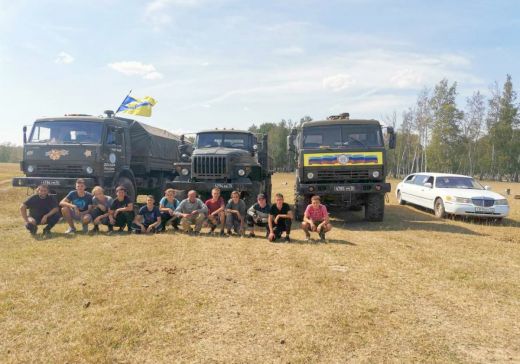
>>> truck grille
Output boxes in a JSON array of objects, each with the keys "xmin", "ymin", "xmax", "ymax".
[
  {"xmin": 192, "ymin": 156, "xmax": 227, "ymax": 178},
  {"xmin": 472, "ymin": 198, "xmax": 494, "ymax": 207},
  {"xmin": 316, "ymin": 169, "xmax": 370, "ymax": 182},
  {"xmin": 35, "ymin": 165, "xmax": 84, "ymax": 176}
]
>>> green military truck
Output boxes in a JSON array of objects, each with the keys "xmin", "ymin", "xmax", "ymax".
[
  {"xmin": 287, "ymin": 113, "xmax": 396, "ymax": 221},
  {"xmin": 167, "ymin": 129, "xmax": 272, "ymax": 204},
  {"xmin": 12, "ymin": 111, "xmax": 184, "ymax": 202}
]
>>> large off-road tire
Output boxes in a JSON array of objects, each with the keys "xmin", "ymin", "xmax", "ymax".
[
  {"xmin": 364, "ymin": 193, "xmax": 385, "ymax": 222},
  {"xmin": 397, "ymin": 190, "xmax": 406, "ymax": 205},
  {"xmin": 117, "ymin": 176, "xmax": 136, "ymax": 203},
  {"xmin": 294, "ymin": 192, "xmax": 309, "ymax": 221},
  {"xmin": 434, "ymin": 198, "xmax": 446, "ymax": 219}
]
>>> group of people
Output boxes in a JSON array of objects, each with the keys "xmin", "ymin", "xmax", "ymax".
[{"xmin": 20, "ymin": 178, "xmax": 332, "ymax": 242}]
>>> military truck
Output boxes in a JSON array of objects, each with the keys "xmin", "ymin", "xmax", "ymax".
[
  {"xmin": 167, "ymin": 129, "xmax": 272, "ymax": 204},
  {"xmin": 287, "ymin": 113, "xmax": 396, "ymax": 221},
  {"xmin": 12, "ymin": 111, "xmax": 184, "ymax": 202}
]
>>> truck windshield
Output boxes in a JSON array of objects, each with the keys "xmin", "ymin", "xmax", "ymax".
[
  {"xmin": 303, "ymin": 124, "xmax": 383, "ymax": 148},
  {"xmin": 195, "ymin": 133, "xmax": 251, "ymax": 150},
  {"xmin": 29, "ymin": 121, "xmax": 104, "ymax": 144}
]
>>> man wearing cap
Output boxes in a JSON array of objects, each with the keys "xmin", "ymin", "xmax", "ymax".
[
  {"xmin": 108, "ymin": 185, "xmax": 135, "ymax": 233},
  {"xmin": 245, "ymin": 193, "xmax": 270, "ymax": 238}
]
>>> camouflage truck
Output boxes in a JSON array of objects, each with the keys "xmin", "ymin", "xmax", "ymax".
[
  {"xmin": 167, "ymin": 129, "xmax": 272, "ymax": 205},
  {"xmin": 12, "ymin": 111, "xmax": 184, "ymax": 202},
  {"xmin": 287, "ymin": 113, "xmax": 396, "ymax": 221}
]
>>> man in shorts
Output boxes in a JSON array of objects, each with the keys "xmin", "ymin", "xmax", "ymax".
[
  {"xmin": 60, "ymin": 178, "xmax": 93, "ymax": 234},
  {"xmin": 301, "ymin": 195, "xmax": 332, "ymax": 242},
  {"xmin": 20, "ymin": 184, "xmax": 60, "ymax": 237}
]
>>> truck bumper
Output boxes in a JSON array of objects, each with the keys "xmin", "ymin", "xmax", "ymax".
[
  {"xmin": 166, "ymin": 180, "xmax": 254, "ymax": 192},
  {"xmin": 12, "ymin": 176, "xmax": 97, "ymax": 189},
  {"xmin": 297, "ymin": 182, "xmax": 391, "ymax": 195}
]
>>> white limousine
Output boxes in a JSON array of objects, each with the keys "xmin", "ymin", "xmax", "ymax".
[{"xmin": 396, "ymin": 173, "xmax": 509, "ymax": 220}]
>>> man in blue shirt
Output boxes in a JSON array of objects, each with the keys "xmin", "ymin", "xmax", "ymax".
[
  {"xmin": 132, "ymin": 195, "xmax": 162, "ymax": 234},
  {"xmin": 60, "ymin": 178, "xmax": 93, "ymax": 234}
]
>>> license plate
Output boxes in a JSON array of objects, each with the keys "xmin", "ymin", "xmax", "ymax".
[
  {"xmin": 334, "ymin": 185, "xmax": 354, "ymax": 192},
  {"xmin": 214, "ymin": 183, "xmax": 233, "ymax": 189},
  {"xmin": 40, "ymin": 180, "xmax": 61, "ymax": 186},
  {"xmin": 475, "ymin": 206, "xmax": 494, "ymax": 213}
]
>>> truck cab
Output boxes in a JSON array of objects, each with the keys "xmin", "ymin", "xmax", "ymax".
[
  {"xmin": 169, "ymin": 129, "xmax": 271, "ymax": 204},
  {"xmin": 288, "ymin": 113, "xmax": 396, "ymax": 221}
]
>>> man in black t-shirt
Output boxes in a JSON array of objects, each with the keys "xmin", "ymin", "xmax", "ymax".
[
  {"xmin": 109, "ymin": 185, "xmax": 135, "ymax": 233},
  {"xmin": 20, "ymin": 184, "xmax": 60, "ymax": 236},
  {"xmin": 268, "ymin": 193, "xmax": 293, "ymax": 242},
  {"xmin": 246, "ymin": 193, "xmax": 271, "ymax": 238}
]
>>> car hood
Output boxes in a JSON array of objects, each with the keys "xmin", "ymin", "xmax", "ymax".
[{"xmin": 437, "ymin": 188, "xmax": 505, "ymax": 200}]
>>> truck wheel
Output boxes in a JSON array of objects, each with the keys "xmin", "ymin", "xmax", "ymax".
[
  {"xmin": 434, "ymin": 198, "xmax": 446, "ymax": 219},
  {"xmin": 117, "ymin": 177, "xmax": 136, "ymax": 203},
  {"xmin": 365, "ymin": 194, "xmax": 385, "ymax": 222},
  {"xmin": 397, "ymin": 191, "xmax": 406, "ymax": 205},
  {"xmin": 294, "ymin": 193, "xmax": 308, "ymax": 221}
]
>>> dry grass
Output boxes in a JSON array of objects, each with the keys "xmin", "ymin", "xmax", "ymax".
[{"xmin": 1, "ymin": 163, "xmax": 519, "ymax": 363}]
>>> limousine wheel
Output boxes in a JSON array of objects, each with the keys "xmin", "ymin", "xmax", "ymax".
[
  {"xmin": 434, "ymin": 198, "xmax": 446, "ymax": 219},
  {"xmin": 397, "ymin": 191, "xmax": 406, "ymax": 205}
]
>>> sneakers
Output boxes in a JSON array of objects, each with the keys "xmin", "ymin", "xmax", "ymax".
[
  {"xmin": 42, "ymin": 228, "xmax": 52, "ymax": 238},
  {"xmin": 90, "ymin": 225, "xmax": 100, "ymax": 234},
  {"xmin": 219, "ymin": 230, "xmax": 225, "ymax": 237},
  {"xmin": 284, "ymin": 235, "xmax": 291, "ymax": 243},
  {"xmin": 25, "ymin": 223, "xmax": 37, "ymax": 235},
  {"xmin": 304, "ymin": 231, "xmax": 311, "ymax": 242},
  {"xmin": 248, "ymin": 232, "xmax": 256, "ymax": 238},
  {"xmin": 65, "ymin": 227, "xmax": 76, "ymax": 234}
]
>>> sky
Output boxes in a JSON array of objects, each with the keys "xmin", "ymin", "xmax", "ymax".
[{"xmin": 0, "ymin": 0, "xmax": 518, "ymax": 144}]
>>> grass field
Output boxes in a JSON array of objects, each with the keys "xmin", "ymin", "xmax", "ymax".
[{"xmin": 1, "ymin": 162, "xmax": 519, "ymax": 363}]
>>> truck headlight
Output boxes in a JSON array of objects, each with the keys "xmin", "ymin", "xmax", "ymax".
[
  {"xmin": 86, "ymin": 166, "xmax": 94, "ymax": 174},
  {"xmin": 27, "ymin": 165, "xmax": 35, "ymax": 173},
  {"xmin": 495, "ymin": 199, "xmax": 509, "ymax": 206},
  {"xmin": 307, "ymin": 172, "xmax": 314, "ymax": 179},
  {"xmin": 181, "ymin": 168, "xmax": 190, "ymax": 176},
  {"xmin": 238, "ymin": 169, "xmax": 246, "ymax": 176},
  {"xmin": 372, "ymin": 170, "xmax": 380, "ymax": 178}
]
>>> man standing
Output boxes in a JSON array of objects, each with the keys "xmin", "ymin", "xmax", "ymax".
[
  {"xmin": 205, "ymin": 187, "xmax": 226, "ymax": 235},
  {"xmin": 60, "ymin": 178, "xmax": 93, "ymax": 234},
  {"xmin": 225, "ymin": 191, "xmax": 246, "ymax": 236},
  {"xmin": 268, "ymin": 193, "xmax": 293, "ymax": 242},
  {"xmin": 301, "ymin": 195, "xmax": 332, "ymax": 242},
  {"xmin": 245, "ymin": 193, "xmax": 270, "ymax": 238},
  {"xmin": 109, "ymin": 186, "xmax": 135, "ymax": 233},
  {"xmin": 20, "ymin": 184, "xmax": 60, "ymax": 237},
  {"xmin": 175, "ymin": 190, "xmax": 208, "ymax": 235}
]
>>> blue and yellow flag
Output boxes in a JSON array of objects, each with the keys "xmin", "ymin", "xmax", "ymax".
[{"xmin": 116, "ymin": 95, "xmax": 157, "ymax": 117}]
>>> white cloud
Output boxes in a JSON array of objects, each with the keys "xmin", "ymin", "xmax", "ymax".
[
  {"xmin": 389, "ymin": 68, "xmax": 424, "ymax": 88},
  {"xmin": 322, "ymin": 74, "xmax": 356, "ymax": 92},
  {"xmin": 108, "ymin": 61, "xmax": 163, "ymax": 80},
  {"xmin": 273, "ymin": 46, "xmax": 304, "ymax": 56},
  {"xmin": 144, "ymin": 0, "xmax": 206, "ymax": 28},
  {"xmin": 54, "ymin": 51, "xmax": 74, "ymax": 64}
]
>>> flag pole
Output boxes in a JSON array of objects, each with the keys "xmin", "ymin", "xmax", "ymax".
[{"xmin": 115, "ymin": 89, "xmax": 132, "ymax": 115}]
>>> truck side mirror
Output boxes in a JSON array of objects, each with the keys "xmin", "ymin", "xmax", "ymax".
[
  {"xmin": 387, "ymin": 127, "xmax": 396, "ymax": 149},
  {"xmin": 23, "ymin": 126, "xmax": 27, "ymax": 144}
]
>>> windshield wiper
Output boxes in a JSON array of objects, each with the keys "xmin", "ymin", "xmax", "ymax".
[{"xmin": 343, "ymin": 136, "xmax": 368, "ymax": 148}]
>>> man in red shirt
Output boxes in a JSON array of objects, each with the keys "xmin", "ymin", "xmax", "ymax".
[
  {"xmin": 205, "ymin": 187, "xmax": 226, "ymax": 235},
  {"xmin": 301, "ymin": 195, "xmax": 332, "ymax": 242}
]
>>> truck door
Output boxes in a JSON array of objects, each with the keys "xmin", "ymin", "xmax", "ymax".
[{"xmin": 104, "ymin": 126, "xmax": 125, "ymax": 176}]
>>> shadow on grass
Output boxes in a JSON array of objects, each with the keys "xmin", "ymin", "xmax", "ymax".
[{"xmin": 328, "ymin": 205, "xmax": 485, "ymax": 236}]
